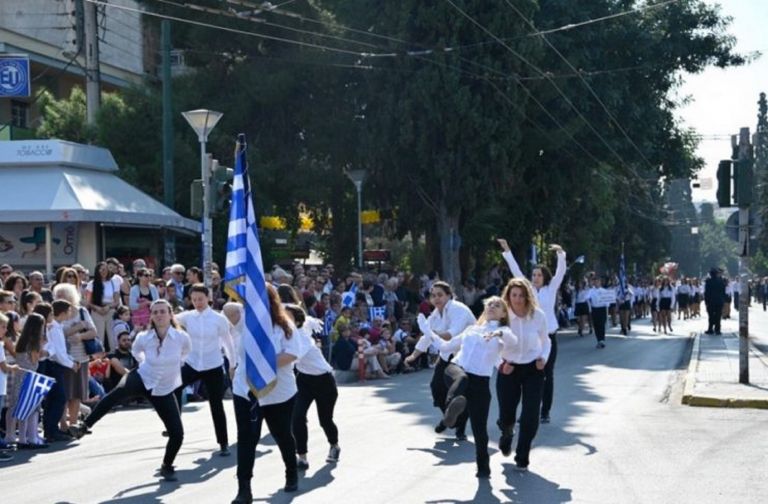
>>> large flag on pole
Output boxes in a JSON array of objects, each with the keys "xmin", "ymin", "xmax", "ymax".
[
  {"xmin": 224, "ymin": 134, "xmax": 277, "ymax": 397},
  {"xmin": 13, "ymin": 370, "xmax": 55, "ymax": 421},
  {"xmin": 618, "ymin": 252, "xmax": 628, "ymax": 299}
]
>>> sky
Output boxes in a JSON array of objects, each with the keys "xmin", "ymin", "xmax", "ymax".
[{"xmin": 679, "ymin": 0, "xmax": 768, "ymax": 203}]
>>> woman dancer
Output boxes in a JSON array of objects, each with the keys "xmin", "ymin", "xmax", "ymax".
[
  {"xmin": 497, "ymin": 239, "xmax": 565, "ymax": 424},
  {"xmin": 496, "ymin": 278, "xmax": 550, "ymax": 471},
  {"xmin": 231, "ymin": 284, "xmax": 301, "ymax": 503},
  {"xmin": 74, "ymin": 299, "xmax": 191, "ymax": 482},
  {"xmin": 403, "ymin": 281, "xmax": 476, "ymax": 438},
  {"xmin": 282, "ymin": 304, "xmax": 341, "ymax": 472},
  {"xmin": 417, "ymin": 296, "xmax": 517, "ymax": 478}
]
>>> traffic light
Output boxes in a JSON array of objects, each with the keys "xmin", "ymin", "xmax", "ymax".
[
  {"xmin": 212, "ymin": 163, "xmax": 234, "ymax": 214},
  {"xmin": 734, "ymin": 158, "xmax": 753, "ymax": 207},
  {"xmin": 716, "ymin": 160, "xmax": 732, "ymax": 208}
]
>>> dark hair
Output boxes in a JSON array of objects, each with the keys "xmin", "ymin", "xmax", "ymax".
[
  {"xmin": 188, "ymin": 283, "xmax": 209, "ymax": 297},
  {"xmin": 266, "ymin": 283, "xmax": 293, "ymax": 338},
  {"xmin": 283, "ymin": 303, "xmax": 306, "ymax": 328},
  {"xmin": 277, "ymin": 283, "xmax": 302, "ymax": 306},
  {"xmin": 20, "ymin": 291, "xmax": 42, "ymax": 316},
  {"xmin": 52, "ymin": 299, "xmax": 73, "ymax": 317},
  {"xmin": 3, "ymin": 272, "xmax": 27, "ymax": 292},
  {"xmin": 91, "ymin": 261, "xmax": 107, "ymax": 307},
  {"xmin": 533, "ymin": 264, "xmax": 553, "ymax": 286},
  {"xmin": 33, "ymin": 302, "xmax": 53, "ymax": 321},
  {"xmin": 15, "ymin": 313, "xmax": 46, "ymax": 354},
  {"xmin": 188, "ymin": 267, "xmax": 203, "ymax": 283},
  {"xmin": 114, "ymin": 305, "xmax": 131, "ymax": 319},
  {"xmin": 431, "ymin": 281, "xmax": 453, "ymax": 297}
]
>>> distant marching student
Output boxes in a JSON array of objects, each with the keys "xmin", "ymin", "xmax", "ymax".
[
  {"xmin": 650, "ymin": 278, "xmax": 661, "ymax": 332},
  {"xmin": 618, "ymin": 283, "xmax": 633, "ymax": 336},
  {"xmin": 676, "ymin": 279, "xmax": 691, "ymax": 321},
  {"xmin": 404, "ymin": 281, "xmax": 476, "ymax": 439},
  {"xmin": 75, "ymin": 299, "xmax": 191, "ymax": 482},
  {"xmin": 659, "ymin": 278, "xmax": 675, "ymax": 334},
  {"xmin": 282, "ymin": 304, "xmax": 341, "ymax": 473},
  {"xmin": 416, "ymin": 296, "xmax": 518, "ymax": 478},
  {"xmin": 588, "ymin": 277, "xmax": 611, "ymax": 348},
  {"xmin": 574, "ymin": 279, "xmax": 591, "ymax": 337},
  {"xmin": 497, "ymin": 239, "xmax": 565, "ymax": 424}
]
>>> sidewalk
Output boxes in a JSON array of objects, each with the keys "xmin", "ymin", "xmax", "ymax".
[{"xmin": 683, "ymin": 324, "xmax": 768, "ymax": 408}]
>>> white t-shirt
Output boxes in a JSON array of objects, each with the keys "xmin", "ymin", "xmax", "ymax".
[{"xmin": 86, "ymin": 277, "xmax": 122, "ymax": 306}]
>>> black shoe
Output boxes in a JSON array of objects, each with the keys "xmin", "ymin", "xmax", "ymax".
[
  {"xmin": 219, "ymin": 445, "xmax": 231, "ymax": 457},
  {"xmin": 48, "ymin": 432, "xmax": 73, "ymax": 442},
  {"xmin": 704, "ymin": 330, "xmax": 713, "ymax": 335},
  {"xmin": 499, "ymin": 434, "xmax": 513, "ymax": 457},
  {"xmin": 297, "ymin": 458, "xmax": 309, "ymax": 471},
  {"xmin": 476, "ymin": 467, "xmax": 491, "ymax": 479},
  {"xmin": 159, "ymin": 464, "xmax": 177, "ymax": 482},
  {"xmin": 455, "ymin": 432, "xmax": 467, "ymax": 441},
  {"xmin": 540, "ymin": 415, "xmax": 550, "ymax": 424},
  {"xmin": 231, "ymin": 491, "xmax": 253, "ymax": 504},
  {"xmin": 284, "ymin": 474, "xmax": 298, "ymax": 492},
  {"xmin": 443, "ymin": 396, "xmax": 467, "ymax": 429},
  {"xmin": 162, "ymin": 430, "xmax": 169, "ymax": 437},
  {"xmin": 434, "ymin": 421, "xmax": 447, "ymax": 434}
]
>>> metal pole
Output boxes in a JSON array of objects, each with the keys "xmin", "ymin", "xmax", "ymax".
[
  {"xmin": 161, "ymin": 20, "xmax": 176, "ymax": 266},
  {"xmin": 201, "ymin": 145, "xmax": 213, "ymax": 288},
  {"xmin": 355, "ymin": 182, "xmax": 363, "ymax": 269},
  {"xmin": 83, "ymin": 0, "xmax": 101, "ymax": 124},
  {"xmin": 45, "ymin": 223, "xmax": 53, "ymax": 280},
  {"xmin": 737, "ymin": 127, "xmax": 751, "ymax": 384}
]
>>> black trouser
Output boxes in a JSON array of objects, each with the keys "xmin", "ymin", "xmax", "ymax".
[
  {"xmin": 293, "ymin": 372, "xmax": 339, "ymax": 455},
  {"xmin": 443, "ymin": 363, "xmax": 491, "ymax": 472},
  {"xmin": 541, "ymin": 333, "xmax": 557, "ymax": 418},
  {"xmin": 431, "ymin": 358, "xmax": 468, "ymax": 434},
  {"xmin": 174, "ymin": 363, "xmax": 228, "ymax": 447},
  {"xmin": 706, "ymin": 304, "xmax": 723, "ymax": 333},
  {"xmin": 235, "ymin": 393, "xmax": 297, "ymax": 489},
  {"xmin": 496, "ymin": 361, "xmax": 544, "ymax": 467},
  {"xmin": 592, "ymin": 307, "xmax": 607, "ymax": 342},
  {"xmin": 734, "ymin": 292, "xmax": 740, "ymax": 310},
  {"xmin": 41, "ymin": 360, "xmax": 68, "ymax": 439},
  {"xmin": 85, "ymin": 370, "xmax": 183, "ymax": 467}
]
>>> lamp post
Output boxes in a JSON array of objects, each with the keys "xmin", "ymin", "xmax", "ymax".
[
  {"xmin": 182, "ymin": 109, "xmax": 223, "ymax": 288},
  {"xmin": 345, "ymin": 169, "xmax": 367, "ymax": 269}
]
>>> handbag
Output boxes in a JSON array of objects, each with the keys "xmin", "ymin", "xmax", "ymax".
[{"xmin": 80, "ymin": 307, "xmax": 104, "ymax": 355}]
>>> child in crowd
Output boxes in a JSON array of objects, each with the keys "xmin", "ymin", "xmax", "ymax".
[{"xmin": 112, "ymin": 306, "xmax": 133, "ymax": 339}]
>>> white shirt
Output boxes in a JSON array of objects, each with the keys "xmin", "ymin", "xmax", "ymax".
[
  {"xmin": 575, "ymin": 289, "xmax": 591, "ymax": 304},
  {"xmin": 295, "ymin": 323, "xmax": 333, "ymax": 376},
  {"xmin": 0, "ymin": 345, "xmax": 7, "ymax": 395},
  {"xmin": 132, "ymin": 327, "xmax": 191, "ymax": 396},
  {"xmin": 85, "ymin": 277, "xmax": 121, "ymax": 306},
  {"xmin": 44, "ymin": 320, "xmax": 75, "ymax": 369},
  {"xmin": 660, "ymin": 286, "xmax": 675, "ymax": 299},
  {"xmin": 501, "ymin": 308, "xmax": 550, "ymax": 365},
  {"xmin": 233, "ymin": 323, "xmax": 301, "ymax": 406},
  {"xmin": 588, "ymin": 287, "xmax": 612, "ymax": 308},
  {"xmin": 414, "ymin": 299, "xmax": 476, "ymax": 359},
  {"xmin": 502, "ymin": 249, "xmax": 566, "ymax": 334},
  {"xmin": 429, "ymin": 321, "xmax": 517, "ymax": 377},
  {"xmin": 176, "ymin": 307, "xmax": 235, "ymax": 371}
]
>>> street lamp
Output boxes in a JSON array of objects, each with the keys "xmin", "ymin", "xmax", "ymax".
[
  {"xmin": 345, "ymin": 169, "xmax": 367, "ymax": 269},
  {"xmin": 182, "ymin": 109, "xmax": 223, "ymax": 288}
]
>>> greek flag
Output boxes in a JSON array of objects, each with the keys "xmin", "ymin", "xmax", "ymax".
[
  {"xmin": 529, "ymin": 244, "xmax": 538, "ymax": 265},
  {"xmin": 369, "ymin": 305, "xmax": 387, "ymax": 321},
  {"xmin": 618, "ymin": 253, "xmax": 628, "ymax": 299},
  {"xmin": 224, "ymin": 134, "xmax": 277, "ymax": 396},
  {"xmin": 341, "ymin": 282, "xmax": 357, "ymax": 308},
  {"xmin": 12, "ymin": 370, "xmax": 55, "ymax": 421}
]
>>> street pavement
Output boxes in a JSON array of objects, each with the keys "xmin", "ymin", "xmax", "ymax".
[{"xmin": 3, "ymin": 312, "xmax": 768, "ymax": 504}]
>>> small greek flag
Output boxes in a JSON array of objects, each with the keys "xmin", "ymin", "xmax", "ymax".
[
  {"xmin": 13, "ymin": 370, "xmax": 55, "ymax": 421},
  {"xmin": 224, "ymin": 134, "xmax": 277, "ymax": 397},
  {"xmin": 369, "ymin": 305, "xmax": 387, "ymax": 321},
  {"xmin": 341, "ymin": 282, "xmax": 358, "ymax": 308}
]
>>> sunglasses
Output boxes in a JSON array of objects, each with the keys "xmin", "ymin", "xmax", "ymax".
[{"xmin": 0, "ymin": 271, "xmax": 11, "ymax": 276}]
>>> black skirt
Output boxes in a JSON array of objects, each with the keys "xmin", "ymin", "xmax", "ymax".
[
  {"xmin": 575, "ymin": 302, "xmax": 590, "ymax": 317},
  {"xmin": 659, "ymin": 298, "xmax": 672, "ymax": 311},
  {"xmin": 651, "ymin": 299, "xmax": 658, "ymax": 312}
]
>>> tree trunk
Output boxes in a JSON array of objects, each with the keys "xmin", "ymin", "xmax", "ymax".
[{"xmin": 437, "ymin": 203, "xmax": 462, "ymax": 288}]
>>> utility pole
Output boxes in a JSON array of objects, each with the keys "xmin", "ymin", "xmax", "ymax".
[
  {"xmin": 82, "ymin": 0, "xmax": 101, "ymax": 124},
  {"xmin": 735, "ymin": 127, "xmax": 753, "ymax": 384},
  {"xmin": 161, "ymin": 20, "xmax": 176, "ymax": 265}
]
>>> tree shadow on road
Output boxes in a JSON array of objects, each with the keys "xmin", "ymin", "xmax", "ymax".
[{"xmin": 426, "ymin": 478, "xmax": 502, "ymax": 504}]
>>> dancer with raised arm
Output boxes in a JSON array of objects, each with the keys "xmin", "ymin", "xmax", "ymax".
[
  {"xmin": 497, "ymin": 239, "xmax": 565, "ymax": 424},
  {"xmin": 416, "ymin": 296, "xmax": 517, "ymax": 478}
]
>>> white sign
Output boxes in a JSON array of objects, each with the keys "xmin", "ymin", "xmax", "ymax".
[
  {"xmin": 593, "ymin": 289, "xmax": 616, "ymax": 306},
  {"xmin": 0, "ymin": 223, "xmax": 78, "ymax": 267}
]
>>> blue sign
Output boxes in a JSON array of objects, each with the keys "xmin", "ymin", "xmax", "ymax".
[{"xmin": 0, "ymin": 56, "xmax": 31, "ymax": 98}]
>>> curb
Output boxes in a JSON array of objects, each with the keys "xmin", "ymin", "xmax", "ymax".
[
  {"xmin": 681, "ymin": 331, "xmax": 700, "ymax": 405},
  {"xmin": 682, "ymin": 331, "xmax": 768, "ymax": 409}
]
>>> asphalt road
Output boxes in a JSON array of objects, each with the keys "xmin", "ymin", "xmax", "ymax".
[{"xmin": 3, "ymin": 313, "xmax": 767, "ymax": 504}]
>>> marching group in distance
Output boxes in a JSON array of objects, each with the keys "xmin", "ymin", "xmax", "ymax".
[{"xmin": 0, "ymin": 242, "xmax": 754, "ymax": 499}]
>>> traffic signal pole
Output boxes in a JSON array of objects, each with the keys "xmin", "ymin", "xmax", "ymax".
[{"xmin": 736, "ymin": 127, "xmax": 753, "ymax": 384}]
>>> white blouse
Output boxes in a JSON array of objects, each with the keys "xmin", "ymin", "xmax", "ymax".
[
  {"xmin": 233, "ymin": 323, "xmax": 301, "ymax": 406},
  {"xmin": 502, "ymin": 249, "xmax": 566, "ymax": 334},
  {"xmin": 501, "ymin": 308, "xmax": 550, "ymax": 365},
  {"xmin": 176, "ymin": 307, "xmax": 235, "ymax": 372},
  {"xmin": 414, "ymin": 299, "xmax": 477, "ymax": 360},
  {"xmin": 428, "ymin": 320, "xmax": 517, "ymax": 377},
  {"xmin": 132, "ymin": 327, "xmax": 191, "ymax": 396},
  {"xmin": 295, "ymin": 319, "xmax": 333, "ymax": 376}
]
